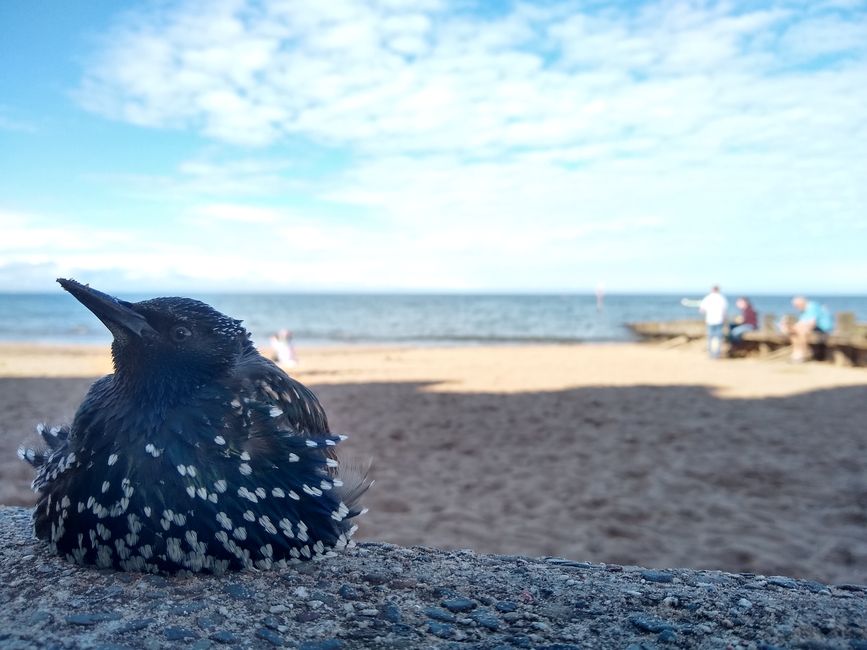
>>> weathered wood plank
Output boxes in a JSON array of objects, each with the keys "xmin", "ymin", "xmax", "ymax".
[{"xmin": 628, "ymin": 316, "xmax": 867, "ymax": 365}]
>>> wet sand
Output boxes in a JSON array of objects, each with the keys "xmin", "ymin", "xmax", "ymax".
[{"xmin": 1, "ymin": 342, "xmax": 865, "ymax": 583}]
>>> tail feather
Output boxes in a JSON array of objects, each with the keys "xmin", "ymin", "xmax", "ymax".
[
  {"xmin": 19, "ymin": 423, "xmax": 72, "ymax": 488},
  {"xmin": 38, "ymin": 423, "xmax": 70, "ymax": 449},
  {"xmin": 17, "ymin": 445, "xmax": 44, "ymax": 467},
  {"xmin": 334, "ymin": 457, "xmax": 373, "ymax": 518}
]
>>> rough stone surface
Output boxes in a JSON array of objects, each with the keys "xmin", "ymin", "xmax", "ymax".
[{"xmin": 1, "ymin": 506, "xmax": 865, "ymax": 648}]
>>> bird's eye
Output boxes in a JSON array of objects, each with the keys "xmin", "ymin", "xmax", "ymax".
[{"xmin": 171, "ymin": 325, "xmax": 192, "ymax": 342}]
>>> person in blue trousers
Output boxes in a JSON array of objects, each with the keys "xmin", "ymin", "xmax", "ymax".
[{"xmin": 699, "ymin": 285, "xmax": 728, "ymax": 359}]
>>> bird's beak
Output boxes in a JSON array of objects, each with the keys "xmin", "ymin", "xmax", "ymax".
[{"xmin": 57, "ymin": 278, "xmax": 158, "ymax": 339}]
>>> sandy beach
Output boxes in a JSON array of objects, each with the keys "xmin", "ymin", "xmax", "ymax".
[{"xmin": 1, "ymin": 342, "xmax": 865, "ymax": 584}]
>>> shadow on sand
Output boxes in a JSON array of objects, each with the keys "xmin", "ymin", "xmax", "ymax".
[{"xmin": 2, "ymin": 376, "xmax": 865, "ymax": 584}]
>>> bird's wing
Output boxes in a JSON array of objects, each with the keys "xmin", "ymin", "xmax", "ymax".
[
  {"xmin": 230, "ymin": 354, "xmax": 330, "ymax": 436},
  {"xmin": 156, "ymin": 352, "xmax": 334, "ymax": 482},
  {"xmin": 152, "ymin": 373, "xmax": 361, "ymax": 567}
]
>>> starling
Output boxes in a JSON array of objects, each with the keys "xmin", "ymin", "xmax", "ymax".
[{"xmin": 19, "ymin": 278, "xmax": 369, "ymax": 573}]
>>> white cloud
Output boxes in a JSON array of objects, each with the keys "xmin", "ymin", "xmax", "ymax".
[
  {"xmin": 0, "ymin": 210, "xmax": 132, "ymax": 251},
  {"xmin": 0, "ymin": 106, "xmax": 37, "ymax": 133},
  {"xmin": 189, "ymin": 203, "xmax": 283, "ymax": 224},
  {"xmin": 75, "ymin": 0, "xmax": 867, "ymax": 178},
  {"xmin": 779, "ymin": 13, "xmax": 867, "ymax": 61},
  {"xmin": 40, "ymin": 0, "xmax": 867, "ymax": 292},
  {"xmin": 94, "ymin": 156, "xmax": 297, "ymax": 200}
]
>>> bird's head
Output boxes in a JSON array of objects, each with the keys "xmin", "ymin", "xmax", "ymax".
[{"xmin": 58, "ymin": 278, "xmax": 252, "ymax": 394}]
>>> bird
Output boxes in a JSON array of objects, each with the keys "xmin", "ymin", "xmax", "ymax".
[{"xmin": 19, "ymin": 278, "xmax": 369, "ymax": 574}]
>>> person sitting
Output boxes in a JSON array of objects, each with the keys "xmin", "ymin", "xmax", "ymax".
[
  {"xmin": 728, "ymin": 297, "xmax": 758, "ymax": 344},
  {"xmin": 780, "ymin": 297, "xmax": 834, "ymax": 362},
  {"xmin": 269, "ymin": 329, "xmax": 298, "ymax": 368}
]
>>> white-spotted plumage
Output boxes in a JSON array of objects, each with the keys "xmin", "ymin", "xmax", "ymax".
[{"xmin": 20, "ymin": 280, "xmax": 370, "ymax": 574}]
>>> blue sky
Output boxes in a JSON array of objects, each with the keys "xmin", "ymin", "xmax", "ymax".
[{"xmin": 1, "ymin": 0, "xmax": 865, "ymax": 294}]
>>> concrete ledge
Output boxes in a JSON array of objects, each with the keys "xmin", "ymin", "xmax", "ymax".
[{"xmin": 1, "ymin": 506, "xmax": 865, "ymax": 649}]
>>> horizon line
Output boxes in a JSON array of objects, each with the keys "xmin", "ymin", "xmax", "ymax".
[{"xmin": 0, "ymin": 289, "xmax": 865, "ymax": 298}]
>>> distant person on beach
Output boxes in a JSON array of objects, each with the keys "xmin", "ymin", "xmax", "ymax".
[
  {"xmin": 699, "ymin": 285, "xmax": 728, "ymax": 359},
  {"xmin": 269, "ymin": 329, "xmax": 298, "ymax": 368},
  {"xmin": 728, "ymin": 297, "xmax": 758, "ymax": 344},
  {"xmin": 780, "ymin": 297, "xmax": 834, "ymax": 362}
]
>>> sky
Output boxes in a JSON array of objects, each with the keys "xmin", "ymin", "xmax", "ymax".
[{"xmin": 0, "ymin": 0, "xmax": 865, "ymax": 294}]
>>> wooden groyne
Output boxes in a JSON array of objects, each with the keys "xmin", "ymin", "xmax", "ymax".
[{"xmin": 627, "ymin": 312, "xmax": 867, "ymax": 366}]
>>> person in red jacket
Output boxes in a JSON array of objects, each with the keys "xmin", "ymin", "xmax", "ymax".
[{"xmin": 729, "ymin": 297, "xmax": 758, "ymax": 343}]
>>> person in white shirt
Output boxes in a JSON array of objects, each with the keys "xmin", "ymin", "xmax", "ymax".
[{"xmin": 699, "ymin": 285, "xmax": 728, "ymax": 359}]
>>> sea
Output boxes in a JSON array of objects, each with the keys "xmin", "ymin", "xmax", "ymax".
[{"xmin": 0, "ymin": 293, "xmax": 865, "ymax": 348}]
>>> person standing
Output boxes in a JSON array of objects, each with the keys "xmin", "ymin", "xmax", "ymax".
[{"xmin": 699, "ymin": 285, "xmax": 728, "ymax": 359}]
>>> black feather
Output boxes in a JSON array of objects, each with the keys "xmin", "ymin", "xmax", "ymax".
[{"xmin": 19, "ymin": 279, "xmax": 370, "ymax": 573}]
